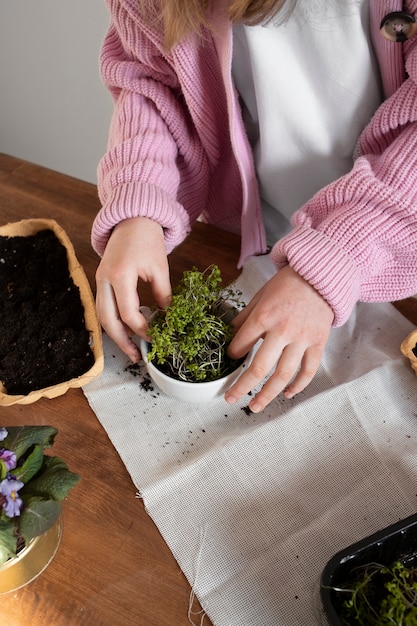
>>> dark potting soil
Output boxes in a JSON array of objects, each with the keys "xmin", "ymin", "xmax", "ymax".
[{"xmin": 0, "ymin": 229, "xmax": 94, "ymax": 395}]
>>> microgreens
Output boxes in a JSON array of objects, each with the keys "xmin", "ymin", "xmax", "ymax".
[
  {"xmin": 333, "ymin": 560, "xmax": 417, "ymax": 625},
  {"xmin": 0, "ymin": 426, "xmax": 80, "ymax": 566},
  {"xmin": 147, "ymin": 265, "xmax": 244, "ymax": 382}
]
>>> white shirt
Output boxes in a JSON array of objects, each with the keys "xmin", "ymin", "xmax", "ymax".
[{"xmin": 232, "ymin": 1, "xmax": 382, "ymax": 245}]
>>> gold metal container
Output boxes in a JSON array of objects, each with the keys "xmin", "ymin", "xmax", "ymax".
[{"xmin": 0, "ymin": 516, "xmax": 62, "ymax": 595}]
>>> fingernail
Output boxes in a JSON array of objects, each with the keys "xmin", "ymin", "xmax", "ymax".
[
  {"xmin": 249, "ymin": 401, "xmax": 262, "ymax": 413},
  {"xmin": 225, "ymin": 394, "xmax": 238, "ymax": 405}
]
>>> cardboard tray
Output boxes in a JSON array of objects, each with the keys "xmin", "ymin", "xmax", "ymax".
[
  {"xmin": 401, "ymin": 327, "xmax": 417, "ymax": 376},
  {"xmin": 0, "ymin": 218, "xmax": 103, "ymax": 405}
]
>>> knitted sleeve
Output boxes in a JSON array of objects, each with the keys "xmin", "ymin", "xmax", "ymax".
[
  {"xmin": 270, "ymin": 43, "xmax": 417, "ymax": 327},
  {"xmin": 91, "ymin": 0, "xmax": 210, "ymax": 256}
]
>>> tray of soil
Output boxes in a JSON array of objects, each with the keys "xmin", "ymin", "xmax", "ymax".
[
  {"xmin": 320, "ymin": 511, "xmax": 417, "ymax": 625},
  {"xmin": 0, "ymin": 218, "xmax": 103, "ymax": 405},
  {"xmin": 401, "ymin": 328, "xmax": 417, "ymax": 376}
]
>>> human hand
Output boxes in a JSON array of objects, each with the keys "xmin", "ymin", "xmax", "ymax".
[
  {"xmin": 224, "ymin": 265, "xmax": 334, "ymax": 412},
  {"xmin": 95, "ymin": 217, "xmax": 172, "ymax": 362}
]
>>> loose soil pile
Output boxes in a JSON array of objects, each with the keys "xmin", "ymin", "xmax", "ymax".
[{"xmin": 0, "ymin": 229, "xmax": 94, "ymax": 395}]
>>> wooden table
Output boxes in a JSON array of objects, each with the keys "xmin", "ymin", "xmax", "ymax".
[
  {"xmin": 0, "ymin": 154, "xmax": 244, "ymax": 625},
  {"xmin": 0, "ymin": 153, "xmax": 416, "ymax": 625}
]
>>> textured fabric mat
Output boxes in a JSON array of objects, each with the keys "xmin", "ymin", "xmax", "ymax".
[{"xmin": 84, "ymin": 255, "xmax": 417, "ymax": 626}]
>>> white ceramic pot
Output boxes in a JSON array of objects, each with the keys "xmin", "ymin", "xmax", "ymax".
[{"xmin": 139, "ymin": 338, "xmax": 252, "ymax": 404}]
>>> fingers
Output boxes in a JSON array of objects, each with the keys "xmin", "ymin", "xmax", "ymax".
[
  {"xmin": 96, "ymin": 280, "xmax": 142, "ymax": 362},
  {"xmin": 225, "ymin": 340, "xmax": 324, "ymax": 413},
  {"xmin": 227, "ymin": 302, "xmax": 261, "ymax": 360},
  {"xmin": 149, "ymin": 269, "xmax": 172, "ymax": 311},
  {"xmin": 225, "ymin": 336, "xmax": 294, "ymax": 411},
  {"xmin": 283, "ymin": 344, "xmax": 324, "ymax": 399}
]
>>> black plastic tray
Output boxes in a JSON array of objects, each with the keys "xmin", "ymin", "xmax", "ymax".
[{"xmin": 320, "ymin": 512, "xmax": 417, "ymax": 625}]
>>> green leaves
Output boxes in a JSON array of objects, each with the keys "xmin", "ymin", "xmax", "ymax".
[
  {"xmin": 2, "ymin": 426, "xmax": 57, "ymax": 461},
  {"xmin": 18, "ymin": 499, "xmax": 61, "ymax": 546},
  {"xmin": 340, "ymin": 561, "xmax": 417, "ymax": 625},
  {"xmin": 23, "ymin": 456, "xmax": 81, "ymax": 502},
  {"xmin": 13, "ymin": 444, "xmax": 44, "ymax": 483},
  {"xmin": 148, "ymin": 265, "xmax": 244, "ymax": 382},
  {"xmin": 0, "ymin": 518, "xmax": 16, "ymax": 564},
  {"xmin": 0, "ymin": 426, "xmax": 80, "ymax": 565}
]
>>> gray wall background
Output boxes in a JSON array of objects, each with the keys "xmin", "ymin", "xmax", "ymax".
[{"xmin": 0, "ymin": 1, "xmax": 113, "ymax": 184}]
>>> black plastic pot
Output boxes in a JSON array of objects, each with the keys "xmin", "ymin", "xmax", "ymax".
[{"xmin": 320, "ymin": 511, "xmax": 417, "ymax": 625}]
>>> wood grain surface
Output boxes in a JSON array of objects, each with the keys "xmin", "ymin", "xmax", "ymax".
[{"xmin": 0, "ymin": 154, "xmax": 239, "ymax": 626}]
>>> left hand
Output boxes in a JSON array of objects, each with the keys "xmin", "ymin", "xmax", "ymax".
[{"xmin": 224, "ymin": 265, "xmax": 334, "ymax": 412}]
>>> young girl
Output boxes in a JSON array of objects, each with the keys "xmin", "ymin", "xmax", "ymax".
[{"xmin": 92, "ymin": 0, "xmax": 417, "ymax": 412}]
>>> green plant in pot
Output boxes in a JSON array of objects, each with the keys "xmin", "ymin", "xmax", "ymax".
[
  {"xmin": 0, "ymin": 425, "xmax": 80, "ymax": 592},
  {"xmin": 140, "ymin": 265, "xmax": 249, "ymax": 403}
]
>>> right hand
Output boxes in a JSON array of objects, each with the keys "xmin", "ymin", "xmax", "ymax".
[
  {"xmin": 95, "ymin": 216, "xmax": 172, "ymax": 362},
  {"xmin": 225, "ymin": 265, "xmax": 334, "ymax": 412}
]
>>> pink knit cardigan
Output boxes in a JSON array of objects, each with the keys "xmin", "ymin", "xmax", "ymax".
[{"xmin": 92, "ymin": 0, "xmax": 417, "ymax": 326}]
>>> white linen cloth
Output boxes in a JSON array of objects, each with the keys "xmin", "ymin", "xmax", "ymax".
[{"xmin": 83, "ymin": 255, "xmax": 417, "ymax": 626}]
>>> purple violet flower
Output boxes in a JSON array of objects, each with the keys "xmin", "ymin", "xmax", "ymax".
[
  {"xmin": 0, "ymin": 428, "xmax": 7, "ymax": 442},
  {"xmin": 0, "ymin": 477, "xmax": 24, "ymax": 517},
  {"xmin": 0, "ymin": 448, "xmax": 16, "ymax": 471}
]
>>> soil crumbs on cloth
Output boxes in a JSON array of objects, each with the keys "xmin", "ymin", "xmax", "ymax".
[{"xmin": 0, "ymin": 229, "xmax": 94, "ymax": 395}]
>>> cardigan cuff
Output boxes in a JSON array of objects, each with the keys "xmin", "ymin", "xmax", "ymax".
[
  {"xmin": 270, "ymin": 226, "xmax": 362, "ymax": 327},
  {"xmin": 91, "ymin": 182, "xmax": 191, "ymax": 257}
]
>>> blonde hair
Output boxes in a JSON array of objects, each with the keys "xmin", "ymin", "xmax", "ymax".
[{"xmin": 141, "ymin": 0, "xmax": 294, "ymax": 49}]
